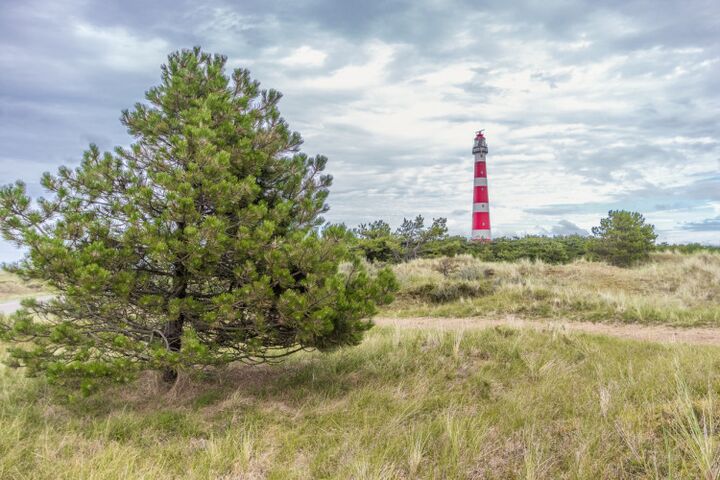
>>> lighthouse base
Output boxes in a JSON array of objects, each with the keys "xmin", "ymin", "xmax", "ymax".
[{"xmin": 471, "ymin": 229, "xmax": 491, "ymax": 242}]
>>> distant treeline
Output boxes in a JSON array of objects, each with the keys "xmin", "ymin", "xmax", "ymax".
[
  {"xmin": 656, "ymin": 242, "xmax": 720, "ymax": 254},
  {"xmin": 348, "ymin": 215, "xmax": 719, "ymax": 265}
]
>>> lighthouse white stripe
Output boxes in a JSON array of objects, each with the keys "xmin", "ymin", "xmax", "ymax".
[
  {"xmin": 474, "ymin": 177, "xmax": 488, "ymax": 187},
  {"xmin": 473, "ymin": 203, "xmax": 489, "ymax": 212},
  {"xmin": 474, "ymin": 153, "xmax": 486, "ymax": 162}
]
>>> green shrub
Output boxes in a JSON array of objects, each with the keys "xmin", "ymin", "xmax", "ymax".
[
  {"xmin": 470, "ymin": 235, "xmax": 588, "ymax": 264},
  {"xmin": 405, "ymin": 281, "xmax": 494, "ymax": 303}
]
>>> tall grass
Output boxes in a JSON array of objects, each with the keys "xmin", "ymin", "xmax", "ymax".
[
  {"xmin": 384, "ymin": 251, "xmax": 720, "ymax": 327},
  {"xmin": 3, "ymin": 327, "xmax": 720, "ymax": 478},
  {"xmin": 671, "ymin": 367, "xmax": 720, "ymax": 479}
]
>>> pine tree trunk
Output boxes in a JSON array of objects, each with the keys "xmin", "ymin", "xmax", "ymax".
[
  {"xmin": 162, "ymin": 253, "xmax": 188, "ymax": 383},
  {"xmin": 161, "ymin": 318, "xmax": 183, "ymax": 383}
]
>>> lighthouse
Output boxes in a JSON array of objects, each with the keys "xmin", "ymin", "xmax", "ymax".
[{"xmin": 471, "ymin": 130, "xmax": 491, "ymax": 241}]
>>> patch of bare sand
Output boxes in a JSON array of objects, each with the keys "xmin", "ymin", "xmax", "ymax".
[{"xmin": 375, "ymin": 316, "xmax": 720, "ymax": 346}]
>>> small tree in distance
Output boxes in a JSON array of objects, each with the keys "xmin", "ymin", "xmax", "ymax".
[
  {"xmin": 396, "ymin": 215, "xmax": 448, "ymax": 261},
  {"xmin": 352, "ymin": 216, "xmax": 449, "ymax": 263},
  {"xmin": 590, "ymin": 210, "xmax": 657, "ymax": 267},
  {"xmin": 353, "ymin": 220, "xmax": 401, "ymax": 263},
  {"xmin": 0, "ymin": 48, "xmax": 397, "ymax": 390}
]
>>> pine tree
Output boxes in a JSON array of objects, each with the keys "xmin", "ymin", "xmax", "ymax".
[
  {"xmin": 395, "ymin": 216, "xmax": 448, "ymax": 261},
  {"xmin": 353, "ymin": 220, "xmax": 401, "ymax": 263},
  {"xmin": 590, "ymin": 210, "xmax": 657, "ymax": 267},
  {"xmin": 0, "ymin": 48, "xmax": 397, "ymax": 390}
]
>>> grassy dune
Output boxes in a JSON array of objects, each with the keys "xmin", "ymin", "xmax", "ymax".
[
  {"xmin": 2, "ymin": 252, "xmax": 720, "ymax": 478},
  {"xmin": 0, "ymin": 272, "xmax": 46, "ymax": 302},
  {"xmin": 383, "ymin": 252, "xmax": 720, "ymax": 327},
  {"xmin": 3, "ymin": 326, "xmax": 720, "ymax": 479}
]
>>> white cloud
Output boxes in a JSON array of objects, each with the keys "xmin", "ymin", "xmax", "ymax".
[
  {"xmin": 280, "ymin": 45, "xmax": 327, "ymax": 67},
  {"xmin": 299, "ymin": 42, "xmax": 396, "ymax": 90},
  {"xmin": 72, "ymin": 22, "xmax": 169, "ymax": 72}
]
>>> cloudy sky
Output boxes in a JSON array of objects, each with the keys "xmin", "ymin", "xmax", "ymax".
[{"xmin": 1, "ymin": 0, "xmax": 719, "ymax": 260}]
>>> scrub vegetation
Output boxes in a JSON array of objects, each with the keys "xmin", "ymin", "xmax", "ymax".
[{"xmin": 350, "ymin": 210, "xmax": 718, "ymax": 267}]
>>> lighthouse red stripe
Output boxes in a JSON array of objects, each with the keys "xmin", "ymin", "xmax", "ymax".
[
  {"xmin": 473, "ymin": 186, "xmax": 489, "ymax": 203},
  {"xmin": 474, "ymin": 162, "xmax": 486, "ymax": 177},
  {"xmin": 473, "ymin": 212, "xmax": 490, "ymax": 230}
]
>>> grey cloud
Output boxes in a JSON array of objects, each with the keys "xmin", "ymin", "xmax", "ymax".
[
  {"xmin": 654, "ymin": 203, "xmax": 688, "ymax": 211},
  {"xmin": 524, "ymin": 174, "xmax": 720, "ymax": 218},
  {"xmin": 1, "ymin": 0, "xmax": 719, "ymax": 260},
  {"xmin": 623, "ymin": 175, "xmax": 720, "ymax": 203},
  {"xmin": 444, "ymin": 81, "xmax": 504, "ymax": 105},
  {"xmin": 77, "ymin": 0, "xmax": 198, "ymax": 35},
  {"xmin": 526, "ymin": 205, "xmax": 586, "ymax": 216},
  {"xmin": 550, "ymin": 220, "xmax": 589, "ymax": 236},
  {"xmin": 531, "ymin": 72, "xmax": 572, "ymax": 89},
  {"xmin": 682, "ymin": 216, "xmax": 720, "ymax": 232}
]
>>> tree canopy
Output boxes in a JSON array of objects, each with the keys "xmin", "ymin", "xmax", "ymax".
[
  {"xmin": 352, "ymin": 215, "xmax": 448, "ymax": 263},
  {"xmin": 590, "ymin": 210, "xmax": 658, "ymax": 267},
  {"xmin": 0, "ymin": 48, "xmax": 396, "ymax": 390}
]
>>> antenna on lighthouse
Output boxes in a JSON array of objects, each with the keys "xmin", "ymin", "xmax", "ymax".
[{"xmin": 471, "ymin": 130, "xmax": 491, "ymax": 241}]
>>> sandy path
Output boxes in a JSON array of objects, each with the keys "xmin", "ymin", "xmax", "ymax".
[{"xmin": 375, "ymin": 316, "xmax": 720, "ymax": 346}]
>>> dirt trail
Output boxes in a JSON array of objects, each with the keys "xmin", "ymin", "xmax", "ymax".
[{"xmin": 375, "ymin": 316, "xmax": 720, "ymax": 346}]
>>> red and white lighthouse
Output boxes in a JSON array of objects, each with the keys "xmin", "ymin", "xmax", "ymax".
[{"xmin": 471, "ymin": 130, "xmax": 491, "ymax": 241}]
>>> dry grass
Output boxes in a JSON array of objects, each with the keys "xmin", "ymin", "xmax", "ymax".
[
  {"xmin": 3, "ymin": 327, "xmax": 720, "ymax": 478},
  {"xmin": 383, "ymin": 251, "xmax": 720, "ymax": 327},
  {"xmin": 0, "ymin": 272, "xmax": 47, "ymax": 302}
]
